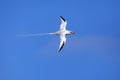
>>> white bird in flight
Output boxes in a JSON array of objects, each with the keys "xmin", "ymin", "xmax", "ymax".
[
  {"xmin": 19, "ymin": 16, "xmax": 75, "ymax": 52},
  {"xmin": 53, "ymin": 16, "xmax": 75, "ymax": 52}
]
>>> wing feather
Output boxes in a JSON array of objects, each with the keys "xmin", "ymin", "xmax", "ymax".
[
  {"xmin": 59, "ymin": 16, "xmax": 67, "ymax": 30},
  {"xmin": 58, "ymin": 34, "xmax": 66, "ymax": 52},
  {"xmin": 58, "ymin": 41, "xmax": 64, "ymax": 52}
]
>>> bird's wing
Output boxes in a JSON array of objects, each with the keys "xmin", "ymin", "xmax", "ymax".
[
  {"xmin": 58, "ymin": 34, "xmax": 66, "ymax": 52},
  {"xmin": 59, "ymin": 16, "xmax": 67, "ymax": 30}
]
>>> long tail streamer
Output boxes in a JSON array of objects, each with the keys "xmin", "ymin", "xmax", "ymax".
[{"xmin": 17, "ymin": 33, "xmax": 54, "ymax": 37}]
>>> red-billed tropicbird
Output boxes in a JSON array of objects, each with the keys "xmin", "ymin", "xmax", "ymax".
[{"xmin": 19, "ymin": 16, "xmax": 75, "ymax": 52}]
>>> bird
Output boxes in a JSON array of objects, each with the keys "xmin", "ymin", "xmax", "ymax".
[
  {"xmin": 52, "ymin": 16, "xmax": 75, "ymax": 52},
  {"xmin": 19, "ymin": 16, "xmax": 75, "ymax": 52}
]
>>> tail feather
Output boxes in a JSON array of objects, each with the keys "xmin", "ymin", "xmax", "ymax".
[{"xmin": 16, "ymin": 33, "xmax": 54, "ymax": 37}]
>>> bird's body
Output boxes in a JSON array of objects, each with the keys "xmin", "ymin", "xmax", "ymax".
[{"xmin": 54, "ymin": 30, "xmax": 72, "ymax": 35}]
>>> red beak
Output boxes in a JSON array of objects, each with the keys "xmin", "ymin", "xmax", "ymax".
[{"xmin": 70, "ymin": 32, "xmax": 75, "ymax": 34}]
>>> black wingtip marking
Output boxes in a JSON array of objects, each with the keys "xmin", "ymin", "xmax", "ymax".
[
  {"xmin": 60, "ymin": 16, "xmax": 66, "ymax": 22},
  {"xmin": 58, "ymin": 42, "xmax": 64, "ymax": 52}
]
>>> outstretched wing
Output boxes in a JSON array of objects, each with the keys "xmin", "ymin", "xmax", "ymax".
[
  {"xmin": 58, "ymin": 34, "xmax": 66, "ymax": 52},
  {"xmin": 59, "ymin": 16, "xmax": 67, "ymax": 30}
]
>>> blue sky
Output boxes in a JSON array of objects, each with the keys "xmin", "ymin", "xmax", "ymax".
[{"xmin": 0, "ymin": 0, "xmax": 120, "ymax": 80}]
